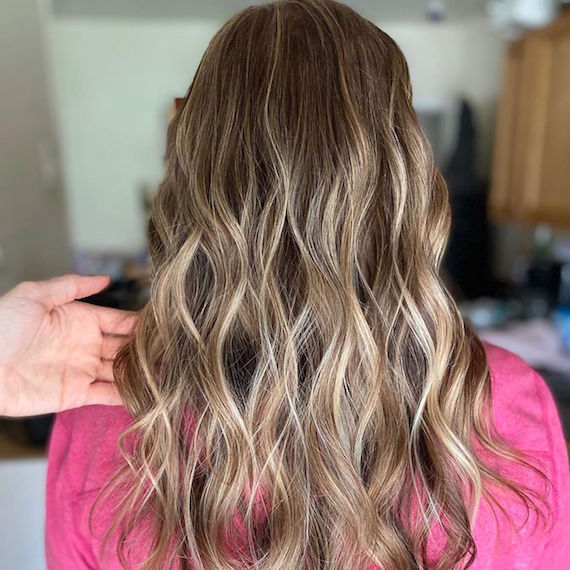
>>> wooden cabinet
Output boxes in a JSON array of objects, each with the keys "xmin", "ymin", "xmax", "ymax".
[{"xmin": 490, "ymin": 11, "xmax": 570, "ymax": 227}]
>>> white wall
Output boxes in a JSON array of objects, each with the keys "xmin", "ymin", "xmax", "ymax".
[
  {"xmin": 0, "ymin": 0, "xmax": 71, "ymax": 293},
  {"xmin": 47, "ymin": 16, "xmax": 505, "ymax": 254},
  {"xmin": 47, "ymin": 18, "xmax": 220, "ymax": 254},
  {"xmin": 0, "ymin": 459, "xmax": 47, "ymax": 570}
]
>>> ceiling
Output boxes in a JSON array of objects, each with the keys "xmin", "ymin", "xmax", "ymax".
[{"xmin": 51, "ymin": 0, "xmax": 489, "ymax": 22}]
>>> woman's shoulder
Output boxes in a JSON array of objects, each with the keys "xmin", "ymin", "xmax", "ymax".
[
  {"xmin": 48, "ymin": 404, "xmax": 133, "ymax": 495},
  {"xmin": 475, "ymin": 341, "xmax": 570, "ymax": 567},
  {"xmin": 482, "ymin": 341, "xmax": 565, "ymax": 453},
  {"xmin": 483, "ymin": 339, "xmax": 543, "ymax": 392},
  {"xmin": 55, "ymin": 402, "xmax": 133, "ymax": 436},
  {"xmin": 481, "ymin": 340, "xmax": 568, "ymax": 487},
  {"xmin": 46, "ymin": 405, "xmax": 137, "ymax": 569}
]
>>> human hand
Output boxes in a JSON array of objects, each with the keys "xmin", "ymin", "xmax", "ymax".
[{"xmin": 0, "ymin": 274, "xmax": 137, "ymax": 417}]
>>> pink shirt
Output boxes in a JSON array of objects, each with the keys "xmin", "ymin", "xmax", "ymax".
[{"xmin": 45, "ymin": 343, "xmax": 570, "ymax": 568}]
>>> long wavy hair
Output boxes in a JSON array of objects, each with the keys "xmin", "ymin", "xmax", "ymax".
[{"xmin": 97, "ymin": 1, "xmax": 548, "ymax": 568}]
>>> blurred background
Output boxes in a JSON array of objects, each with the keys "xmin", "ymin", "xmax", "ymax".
[{"xmin": 1, "ymin": 0, "xmax": 570, "ymax": 567}]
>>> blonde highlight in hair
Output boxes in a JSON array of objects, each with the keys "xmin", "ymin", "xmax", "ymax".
[{"xmin": 96, "ymin": 1, "xmax": 549, "ymax": 568}]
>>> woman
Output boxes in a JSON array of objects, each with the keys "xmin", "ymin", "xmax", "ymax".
[{"xmin": 46, "ymin": 1, "xmax": 570, "ymax": 568}]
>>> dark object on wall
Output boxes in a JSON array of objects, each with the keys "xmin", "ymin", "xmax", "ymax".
[
  {"xmin": 24, "ymin": 415, "xmax": 54, "ymax": 446},
  {"xmin": 443, "ymin": 99, "xmax": 491, "ymax": 300},
  {"xmin": 82, "ymin": 277, "xmax": 148, "ymax": 311},
  {"xmin": 527, "ymin": 259, "xmax": 563, "ymax": 308},
  {"xmin": 426, "ymin": 0, "xmax": 446, "ymax": 22}
]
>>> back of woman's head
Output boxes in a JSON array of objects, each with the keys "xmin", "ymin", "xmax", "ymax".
[{"xmin": 106, "ymin": 1, "xmax": 545, "ymax": 568}]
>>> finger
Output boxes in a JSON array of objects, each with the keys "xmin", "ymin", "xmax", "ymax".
[
  {"xmin": 18, "ymin": 274, "xmax": 111, "ymax": 309},
  {"xmin": 91, "ymin": 305, "xmax": 139, "ymax": 336},
  {"xmin": 101, "ymin": 334, "xmax": 128, "ymax": 360},
  {"xmin": 86, "ymin": 381, "xmax": 123, "ymax": 407},
  {"xmin": 96, "ymin": 358, "xmax": 116, "ymax": 382}
]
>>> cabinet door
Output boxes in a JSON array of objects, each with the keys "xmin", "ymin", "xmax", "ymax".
[
  {"xmin": 531, "ymin": 18, "xmax": 570, "ymax": 224},
  {"xmin": 491, "ymin": 13, "xmax": 570, "ymax": 228}
]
